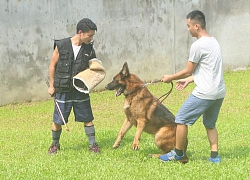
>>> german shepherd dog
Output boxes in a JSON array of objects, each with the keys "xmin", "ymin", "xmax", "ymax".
[{"xmin": 105, "ymin": 62, "xmax": 188, "ymax": 162}]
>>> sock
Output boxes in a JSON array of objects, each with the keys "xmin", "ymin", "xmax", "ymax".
[
  {"xmin": 211, "ymin": 151, "xmax": 218, "ymax": 158},
  {"xmin": 52, "ymin": 129, "xmax": 62, "ymax": 145},
  {"xmin": 174, "ymin": 148, "xmax": 184, "ymax": 156},
  {"xmin": 84, "ymin": 125, "xmax": 96, "ymax": 145}
]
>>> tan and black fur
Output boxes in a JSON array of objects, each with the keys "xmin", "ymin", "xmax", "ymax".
[{"xmin": 105, "ymin": 62, "xmax": 188, "ymax": 163}]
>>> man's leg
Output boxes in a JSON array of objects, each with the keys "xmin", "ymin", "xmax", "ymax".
[
  {"xmin": 206, "ymin": 127, "xmax": 221, "ymax": 163},
  {"xmin": 52, "ymin": 122, "xmax": 62, "ymax": 144},
  {"xmin": 175, "ymin": 124, "xmax": 188, "ymax": 156},
  {"xmin": 84, "ymin": 121, "xmax": 96, "ymax": 145},
  {"xmin": 52, "ymin": 122, "xmax": 62, "ymax": 131},
  {"xmin": 49, "ymin": 92, "xmax": 71, "ymax": 154},
  {"xmin": 84, "ymin": 121, "xmax": 99, "ymax": 153},
  {"xmin": 203, "ymin": 98, "xmax": 223, "ymax": 163},
  {"xmin": 73, "ymin": 90, "xmax": 99, "ymax": 152},
  {"xmin": 48, "ymin": 122, "xmax": 62, "ymax": 154},
  {"xmin": 206, "ymin": 127, "xmax": 218, "ymax": 152},
  {"xmin": 159, "ymin": 94, "xmax": 207, "ymax": 162}
]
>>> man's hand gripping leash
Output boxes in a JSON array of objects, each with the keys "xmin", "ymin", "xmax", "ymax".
[{"xmin": 46, "ymin": 81, "xmax": 70, "ymax": 132}]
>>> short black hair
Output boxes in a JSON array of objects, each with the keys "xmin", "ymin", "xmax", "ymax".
[
  {"xmin": 76, "ymin": 18, "xmax": 97, "ymax": 33},
  {"xmin": 186, "ymin": 10, "xmax": 206, "ymax": 29}
]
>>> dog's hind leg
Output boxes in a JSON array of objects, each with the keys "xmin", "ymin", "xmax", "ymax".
[
  {"xmin": 113, "ymin": 118, "xmax": 132, "ymax": 149},
  {"xmin": 152, "ymin": 125, "xmax": 176, "ymax": 157}
]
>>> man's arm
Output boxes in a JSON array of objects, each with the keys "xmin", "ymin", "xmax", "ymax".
[
  {"xmin": 48, "ymin": 46, "xmax": 59, "ymax": 96},
  {"xmin": 161, "ymin": 61, "xmax": 197, "ymax": 83}
]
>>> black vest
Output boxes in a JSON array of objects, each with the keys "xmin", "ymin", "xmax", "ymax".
[{"xmin": 54, "ymin": 38, "xmax": 96, "ymax": 92}]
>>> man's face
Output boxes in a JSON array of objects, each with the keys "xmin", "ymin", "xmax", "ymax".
[
  {"xmin": 186, "ymin": 18, "xmax": 198, "ymax": 37},
  {"xmin": 80, "ymin": 30, "xmax": 95, "ymax": 44}
]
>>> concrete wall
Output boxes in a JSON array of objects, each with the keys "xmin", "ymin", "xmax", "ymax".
[{"xmin": 0, "ymin": 0, "xmax": 250, "ymax": 106}]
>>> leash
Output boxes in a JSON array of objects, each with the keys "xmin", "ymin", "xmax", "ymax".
[
  {"xmin": 46, "ymin": 80, "xmax": 70, "ymax": 132},
  {"xmin": 158, "ymin": 81, "xmax": 173, "ymax": 103},
  {"xmin": 143, "ymin": 80, "xmax": 173, "ymax": 103},
  {"xmin": 143, "ymin": 80, "xmax": 161, "ymax": 86}
]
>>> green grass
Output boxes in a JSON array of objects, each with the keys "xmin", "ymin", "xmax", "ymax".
[{"xmin": 1, "ymin": 69, "xmax": 250, "ymax": 179}]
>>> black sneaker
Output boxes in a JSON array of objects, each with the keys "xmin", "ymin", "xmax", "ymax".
[
  {"xmin": 89, "ymin": 143, "xmax": 100, "ymax": 153},
  {"xmin": 48, "ymin": 143, "xmax": 60, "ymax": 155}
]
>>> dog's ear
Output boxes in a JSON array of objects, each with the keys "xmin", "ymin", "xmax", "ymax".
[{"xmin": 120, "ymin": 62, "xmax": 130, "ymax": 77}]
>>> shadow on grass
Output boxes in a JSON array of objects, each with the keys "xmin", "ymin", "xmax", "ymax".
[
  {"xmin": 189, "ymin": 144, "xmax": 250, "ymax": 162},
  {"xmin": 220, "ymin": 144, "xmax": 250, "ymax": 159},
  {"xmin": 61, "ymin": 130, "xmax": 136, "ymax": 152}
]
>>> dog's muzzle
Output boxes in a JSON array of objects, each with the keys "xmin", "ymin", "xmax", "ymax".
[{"xmin": 105, "ymin": 83, "xmax": 125, "ymax": 97}]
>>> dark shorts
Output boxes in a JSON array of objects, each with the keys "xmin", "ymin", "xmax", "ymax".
[
  {"xmin": 175, "ymin": 94, "xmax": 224, "ymax": 128},
  {"xmin": 53, "ymin": 88, "xmax": 94, "ymax": 125}
]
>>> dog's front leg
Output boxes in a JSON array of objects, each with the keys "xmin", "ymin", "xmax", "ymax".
[
  {"xmin": 113, "ymin": 118, "xmax": 132, "ymax": 149},
  {"xmin": 132, "ymin": 119, "xmax": 146, "ymax": 150}
]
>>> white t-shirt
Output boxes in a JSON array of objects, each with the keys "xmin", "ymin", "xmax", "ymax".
[
  {"xmin": 189, "ymin": 36, "xmax": 226, "ymax": 100},
  {"xmin": 72, "ymin": 43, "xmax": 81, "ymax": 60}
]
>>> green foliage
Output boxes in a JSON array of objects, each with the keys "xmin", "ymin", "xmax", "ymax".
[{"xmin": 1, "ymin": 70, "xmax": 250, "ymax": 179}]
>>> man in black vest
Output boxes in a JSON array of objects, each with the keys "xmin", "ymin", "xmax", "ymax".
[{"xmin": 48, "ymin": 18, "xmax": 100, "ymax": 154}]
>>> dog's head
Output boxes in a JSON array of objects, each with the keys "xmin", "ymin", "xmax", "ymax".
[{"xmin": 105, "ymin": 62, "xmax": 130, "ymax": 97}]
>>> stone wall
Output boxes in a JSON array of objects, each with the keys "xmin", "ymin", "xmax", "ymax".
[{"xmin": 0, "ymin": 0, "xmax": 249, "ymax": 105}]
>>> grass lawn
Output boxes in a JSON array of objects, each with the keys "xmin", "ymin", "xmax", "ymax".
[{"xmin": 1, "ymin": 69, "xmax": 250, "ymax": 179}]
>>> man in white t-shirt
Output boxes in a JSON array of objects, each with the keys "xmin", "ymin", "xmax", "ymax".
[{"xmin": 159, "ymin": 10, "xmax": 226, "ymax": 163}]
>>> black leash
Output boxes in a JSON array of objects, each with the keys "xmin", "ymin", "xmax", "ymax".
[
  {"xmin": 143, "ymin": 80, "xmax": 173, "ymax": 103},
  {"xmin": 158, "ymin": 81, "xmax": 173, "ymax": 103}
]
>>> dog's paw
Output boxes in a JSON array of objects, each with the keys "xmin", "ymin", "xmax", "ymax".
[
  {"xmin": 147, "ymin": 154, "xmax": 153, "ymax": 158},
  {"xmin": 131, "ymin": 144, "xmax": 140, "ymax": 150},
  {"xmin": 113, "ymin": 144, "xmax": 120, "ymax": 149},
  {"xmin": 148, "ymin": 154, "xmax": 161, "ymax": 158}
]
